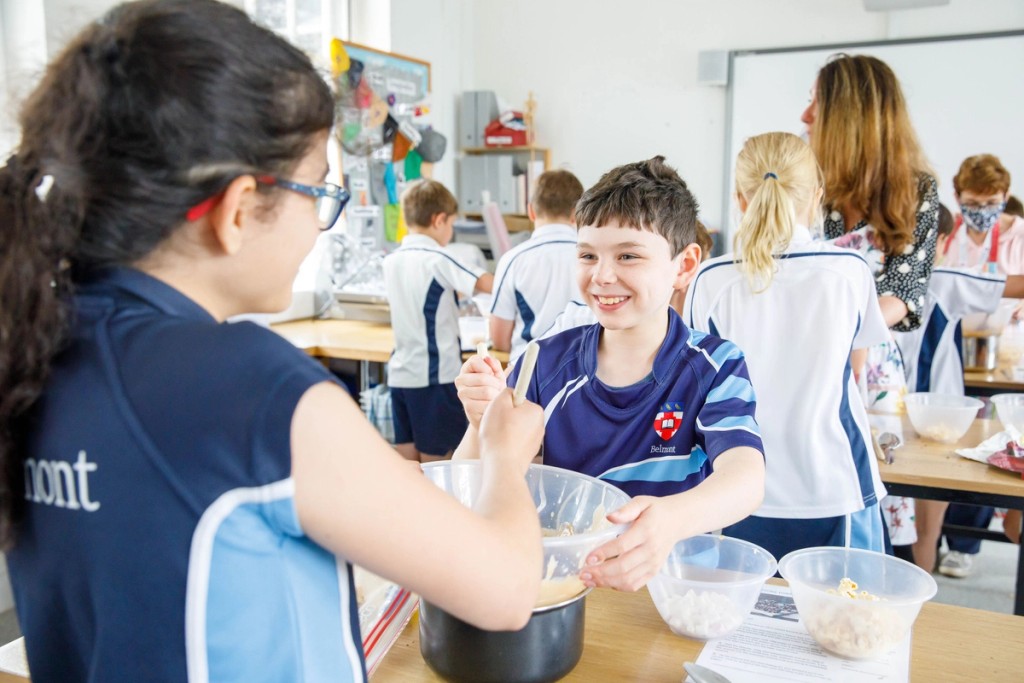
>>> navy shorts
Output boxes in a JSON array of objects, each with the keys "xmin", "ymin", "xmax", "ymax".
[{"xmin": 390, "ymin": 383, "xmax": 468, "ymax": 456}]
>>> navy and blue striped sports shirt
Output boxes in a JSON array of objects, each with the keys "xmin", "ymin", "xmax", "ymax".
[{"xmin": 507, "ymin": 311, "xmax": 764, "ymax": 498}]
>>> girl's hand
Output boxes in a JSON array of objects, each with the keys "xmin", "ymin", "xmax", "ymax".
[
  {"xmin": 578, "ymin": 496, "xmax": 675, "ymax": 592},
  {"xmin": 455, "ymin": 354, "xmax": 505, "ymax": 428},
  {"xmin": 478, "ymin": 388, "xmax": 544, "ymax": 471}
]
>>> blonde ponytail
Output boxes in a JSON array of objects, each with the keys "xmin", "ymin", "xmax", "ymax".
[{"xmin": 734, "ymin": 132, "xmax": 822, "ymax": 292}]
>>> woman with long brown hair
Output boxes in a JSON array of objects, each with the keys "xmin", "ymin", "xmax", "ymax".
[
  {"xmin": 801, "ymin": 53, "xmax": 939, "ymax": 561},
  {"xmin": 803, "ymin": 53, "xmax": 939, "ymax": 331}
]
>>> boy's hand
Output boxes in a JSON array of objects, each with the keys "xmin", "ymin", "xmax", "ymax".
[
  {"xmin": 478, "ymin": 388, "xmax": 544, "ymax": 470},
  {"xmin": 455, "ymin": 354, "xmax": 506, "ymax": 428},
  {"xmin": 578, "ymin": 496, "xmax": 675, "ymax": 592}
]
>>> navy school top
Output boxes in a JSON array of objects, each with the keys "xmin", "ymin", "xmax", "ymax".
[
  {"xmin": 508, "ymin": 311, "xmax": 764, "ymax": 498},
  {"xmin": 6, "ymin": 268, "xmax": 366, "ymax": 683}
]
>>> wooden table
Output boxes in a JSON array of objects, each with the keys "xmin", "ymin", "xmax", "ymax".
[
  {"xmin": 879, "ymin": 416, "xmax": 1024, "ymax": 614},
  {"xmin": 272, "ymin": 318, "xmax": 395, "ymax": 391},
  {"xmin": 271, "ymin": 318, "xmax": 509, "ymax": 392},
  {"xmin": 373, "ymin": 582, "xmax": 1024, "ymax": 682},
  {"xmin": 964, "ymin": 362, "xmax": 1024, "ymax": 393}
]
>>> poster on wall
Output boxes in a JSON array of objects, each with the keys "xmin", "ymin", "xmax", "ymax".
[{"xmin": 332, "ymin": 40, "xmax": 442, "ymax": 248}]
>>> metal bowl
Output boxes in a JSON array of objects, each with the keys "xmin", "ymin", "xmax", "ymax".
[
  {"xmin": 962, "ymin": 332, "xmax": 999, "ymax": 371},
  {"xmin": 418, "ymin": 590, "xmax": 590, "ymax": 683}
]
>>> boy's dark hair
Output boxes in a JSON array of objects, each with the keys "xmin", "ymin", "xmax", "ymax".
[
  {"xmin": 1006, "ymin": 195, "xmax": 1024, "ymax": 219},
  {"xmin": 531, "ymin": 169, "xmax": 584, "ymax": 221},
  {"xmin": 937, "ymin": 203, "xmax": 955, "ymax": 237},
  {"xmin": 574, "ymin": 156, "xmax": 698, "ymax": 257},
  {"xmin": 0, "ymin": 0, "xmax": 333, "ymax": 546},
  {"xmin": 401, "ymin": 179, "xmax": 458, "ymax": 228},
  {"xmin": 695, "ymin": 220, "xmax": 714, "ymax": 261}
]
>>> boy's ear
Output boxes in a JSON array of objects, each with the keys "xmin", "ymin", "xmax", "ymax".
[
  {"xmin": 673, "ymin": 242, "xmax": 703, "ymax": 291},
  {"xmin": 209, "ymin": 175, "xmax": 258, "ymax": 255},
  {"xmin": 430, "ymin": 212, "xmax": 448, "ymax": 230},
  {"xmin": 527, "ymin": 204, "xmax": 536, "ymax": 222}
]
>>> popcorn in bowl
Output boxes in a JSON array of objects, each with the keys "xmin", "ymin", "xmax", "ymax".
[
  {"xmin": 648, "ymin": 535, "xmax": 776, "ymax": 641},
  {"xmin": 779, "ymin": 547, "xmax": 937, "ymax": 661}
]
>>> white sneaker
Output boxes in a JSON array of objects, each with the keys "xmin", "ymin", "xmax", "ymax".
[{"xmin": 938, "ymin": 551, "xmax": 975, "ymax": 578}]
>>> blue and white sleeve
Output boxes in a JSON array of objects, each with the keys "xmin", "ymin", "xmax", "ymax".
[{"xmin": 694, "ymin": 341, "xmax": 764, "ymax": 462}]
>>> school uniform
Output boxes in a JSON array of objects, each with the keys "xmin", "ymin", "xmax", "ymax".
[
  {"xmin": 383, "ymin": 233, "xmax": 485, "ymax": 453},
  {"xmin": 894, "ymin": 267, "xmax": 1005, "ymax": 395},
  {"xmin": 684, "ymin": 227, "xmax": 891, "ymax": 560},
  {"xmin": 936, "ymin": 220, "xmax": 1024, "ymax": 557},
  {"xmin": 538, "ymin": 298, "xmax": 596, "ymax": 341},
  {"xmin": 6, "ymin": 268, "xmax": 366, "ymax": 683},
  {"xmin": 490, "ymin": 223, "xmax": 578, "ymax": 363},
  {"xmin": 507, "ymin": 310, "xmax": 764, "ymax": 499}
]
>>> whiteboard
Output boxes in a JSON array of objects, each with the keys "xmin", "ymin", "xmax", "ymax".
[{"xmin": 724, "ymin": 31, "xmax": 1024, "ymax": 242}]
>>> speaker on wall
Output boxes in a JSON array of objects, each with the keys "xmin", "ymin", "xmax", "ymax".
[{"xmin": 697, "ymin": 50, "xmax": 729, "ymax": 87}]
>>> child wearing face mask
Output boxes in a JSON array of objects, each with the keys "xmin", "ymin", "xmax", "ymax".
[{"xmin": 935, "ymin": 154, "xmax": 1024, "ymax": 579}]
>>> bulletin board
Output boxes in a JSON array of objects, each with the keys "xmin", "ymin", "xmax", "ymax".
[
  {"xmin": 723, "ymin": 30, "xmax": 1024, "ymax": 243},
  {"xmin": 333, "ymin": 40, "xmax": 436, "ymax": 249}
]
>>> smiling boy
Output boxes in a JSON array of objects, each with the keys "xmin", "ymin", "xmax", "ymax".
[{"xmin": 455, "ymin": 157, "xmax": 766, "ymax": 591}]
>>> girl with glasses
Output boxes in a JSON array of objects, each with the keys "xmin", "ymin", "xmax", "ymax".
[{"xmin": 0, "ymin": 2, "xmax": 544, "ymax": 681}]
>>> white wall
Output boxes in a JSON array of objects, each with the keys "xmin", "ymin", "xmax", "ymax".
[
  {"xmin": 391, "ymin": 0, "xmax": 1024, "ymax": 232},
  {"xmin": 389, "ymin": 0, "xmax": 474, "ymax": 191},
  {"xmin": 0, "ymin": 0, "xmax": 48, "ymax": 158}
]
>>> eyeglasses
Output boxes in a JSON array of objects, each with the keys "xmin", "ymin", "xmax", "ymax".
[
  {"xmin": 185, "ymin": 175, "xmax": 350, "ymax": 231},
  {"xmin": 256, "ymin": 175, "xmax": 350, "ymax": 231}
]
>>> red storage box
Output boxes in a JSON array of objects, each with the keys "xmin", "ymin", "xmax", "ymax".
[{"xmin": 484, "ymin": 111, "xmax": 528, "ymax": 147}]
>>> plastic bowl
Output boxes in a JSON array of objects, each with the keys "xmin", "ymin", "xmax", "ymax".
[
  {"xmin": 421, "ymin": 461, "xmax": 630, "ymax": 607},
  {"xmin": 991, "ymin": 393, "xmax": 1024, "ymax": 431},
  {"xmin": 647, "ymin": 534, "xmax": 777, "ymax": 640},
  {"xmin": 778, "ymin": 547, "xmax": 937, "ymax": 660},
  {"xmin": 962, "ymin": 300, "xmax": 1017, "ymax": 335},
  {"xmin": 904, "ymin": 392, "xmax": 982, "ymax": 443}
]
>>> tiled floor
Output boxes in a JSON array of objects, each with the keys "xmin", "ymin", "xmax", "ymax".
[{"xmin": 931, "ymin": 526, "xmax": 1017, "ymax": 614}]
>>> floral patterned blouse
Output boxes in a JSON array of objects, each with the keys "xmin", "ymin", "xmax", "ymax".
[{"xmin": 822, "ymin": 174, "xmax": 940, "ymax": 332}]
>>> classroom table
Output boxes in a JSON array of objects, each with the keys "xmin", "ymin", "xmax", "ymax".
[
  {"xmin": 879, "ymin": 416, "xmax": 1024, "ymax": 615},
  {"xmin": 270, "ymin": 318, "xmax": 509, "ymax": 392},
  {"xmin": 272, "ymin": 318, "xmax": 394, "ymax": 391},
  {"xmin": 964, "ymin": 360, "xmax": 1024, "ymax": 394},
  {"xmin": 372, "ymin": 580, "xmax": 1024, "ymax": 682}
]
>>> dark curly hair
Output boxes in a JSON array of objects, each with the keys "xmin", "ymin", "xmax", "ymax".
[{"xmin": 0, "ymin": 0, "xmax": 334, "ymax": 546}]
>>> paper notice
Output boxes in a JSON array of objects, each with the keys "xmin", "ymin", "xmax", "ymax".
[{"xmin": 689, "ymin": 585, "xmax": 910, "ymax": 683}]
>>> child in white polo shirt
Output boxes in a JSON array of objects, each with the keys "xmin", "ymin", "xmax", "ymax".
[
  {"xmin": 897, "ymin": 203, "xmax": 1024, "ymax": 573},
  {"xmin": 935, "ymin": 156, "xmax": 1024, "ymax": 577},
  {"xmin": 490, "ymin": 169, "xmax": 584, "ymax": 363},
  {"xmin": 685, "ymin": 132, "xmax": 891, "ymax": 562},
  {"xmin": 384, "ymin": 180, "xmax": 493, "ymax": 462},
  {"xmin": 455, "ymin": 157, "xmax": 767, "ymax": 592}
]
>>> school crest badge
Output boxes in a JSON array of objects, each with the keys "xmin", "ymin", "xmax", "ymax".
[{"xmin": 653, "ymin": 402, "xmax": 683, "ymax": 441}]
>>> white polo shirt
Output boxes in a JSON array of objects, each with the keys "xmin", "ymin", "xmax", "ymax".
[
  {"xmin": 894, "ymin": 267, "xmax": 1005, "ymax": 395},
  {"xmin": 490, "ymin": 223, "xmax": 578, "ymax": 362},
  {"xmin": 684, "ymin": 226, "xmax": 891, "ymax": 518},
  {"xmin": 384, "ymin": 233, "xmax": 486, "ymax": 388},
  {"xmin": 539, "ymin": 299, "xmax": 596, "ymax": 342}
]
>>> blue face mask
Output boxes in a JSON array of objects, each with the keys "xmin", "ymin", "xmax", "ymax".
[{"xmin": 961, "ymin": 203, "xmax": 1004, "ymax": 233}]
